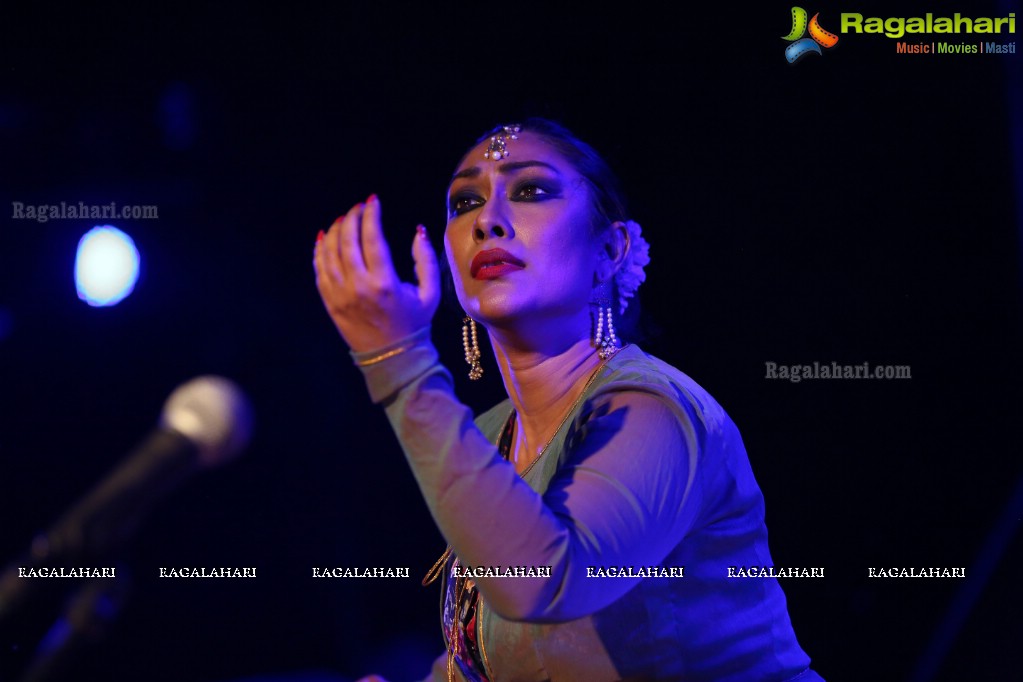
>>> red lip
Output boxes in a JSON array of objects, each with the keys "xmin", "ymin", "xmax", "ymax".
[{"xmin": 470, "ymin": 248, "xmax": 526, "ymax": 279}]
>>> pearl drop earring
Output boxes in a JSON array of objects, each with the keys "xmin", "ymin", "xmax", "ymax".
[
  {"xmin": 592, "ymin": 284, "xmax": 620, "ymax": 360},
  {"xmin": 594, "ymin": 304, "xmax": 619, "ymax": 360},
  {"xmin": 462, "ymin": 316, "xmax": 483, "ymax": 380}
]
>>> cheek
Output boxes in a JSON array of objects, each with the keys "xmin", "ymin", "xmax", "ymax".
[
  {"xmin": 531, "ymin": 213, "xmax": 597, "ymax": 268},
  {"xmin": 443, "ymin": 222, "xmax": 471, "ymax": 267},
  {"xmin": 442, "ymin": 230, "xmax": 456, "ymax": 271},
  {"xmin": 442, "ymin": 229, "xmax": 470, "ymax": 300}
]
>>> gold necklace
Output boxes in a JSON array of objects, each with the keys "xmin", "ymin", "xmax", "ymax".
[{"xmin": 514, "ymin": 345, "xmax": 625, "ymax": 478}]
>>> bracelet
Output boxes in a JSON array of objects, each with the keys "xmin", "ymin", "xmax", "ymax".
[
  {"xmin": 351, "ymin": 327, "xmax": 431, "ymax": 367},
  {"xmin": 354, "ymin": 345, "xmax": 412, "ymax": 366}
]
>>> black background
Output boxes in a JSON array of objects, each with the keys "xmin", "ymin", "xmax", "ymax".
[{"xmin": 1, "ymin": 1, "xmax": 1021, "ymax": 680}]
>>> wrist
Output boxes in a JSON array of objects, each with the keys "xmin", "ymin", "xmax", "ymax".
[
  {"xmin": 351, "ymin": 326, "xmax": 432, "ymax": 366},
  {"xmin": 350, "ymin": 326, "xmax": 439, "ymax": 404}
]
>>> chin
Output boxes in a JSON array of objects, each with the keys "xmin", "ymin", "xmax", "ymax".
[{"xmin": 467, "ymin": 291, "xmax": 533, "ymax": 327}]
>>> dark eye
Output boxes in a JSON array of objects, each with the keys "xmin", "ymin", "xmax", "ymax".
[
  {"xmin": 449, "ymin": 194, "xmax": 483, "ymax": 217},
  {"xmin": 516, "ymin": 184, "xmax": 548, "ymax": 200}
]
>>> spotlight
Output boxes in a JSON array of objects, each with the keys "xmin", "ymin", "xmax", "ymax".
[{"xmin": 74, "ymin": 226, "xmax": 140, "ymax": 307}]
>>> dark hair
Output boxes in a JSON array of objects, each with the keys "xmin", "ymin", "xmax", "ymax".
[{"xmin": 468, "ymin": 117, "xmax": 630, "ymax": 231}]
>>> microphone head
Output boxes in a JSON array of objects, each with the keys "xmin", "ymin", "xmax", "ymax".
[{"xmin": 159, "ymin": 376, "xmax": 254, "ymax": 467}]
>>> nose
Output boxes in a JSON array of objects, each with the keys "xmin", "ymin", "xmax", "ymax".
[
  {"xmin": 474, "ymin": 223, "xmax": 507, "ymax": 241},
  {"xmin": 472, "ymin": 196, "xmax": 511, "ymax": 243}
]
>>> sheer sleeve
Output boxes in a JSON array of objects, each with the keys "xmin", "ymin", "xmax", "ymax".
[{"xmin": 353, "ymin": 330, "xmax": 702, "ymax": 623}]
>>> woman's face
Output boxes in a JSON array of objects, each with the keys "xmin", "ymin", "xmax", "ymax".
[{"xmin": 444, "ymin": 132, "xmax": 603, "ymax": 328}]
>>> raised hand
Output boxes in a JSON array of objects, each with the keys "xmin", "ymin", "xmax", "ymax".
[{"xmin": 313, "ymin": 195, "xmax": 440, "ymax": 352}]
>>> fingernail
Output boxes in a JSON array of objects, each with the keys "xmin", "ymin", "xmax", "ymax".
[
  {"xmin": 316, "ymin": 229, "xmax": 325, "ymax": 243},
  {"xmin": 416, "ymin": 224, "xmax": 426, "ymax": 238},
  {"xmin": 367, "ymin": 194, "xmax": 378, "ymax": 203}
]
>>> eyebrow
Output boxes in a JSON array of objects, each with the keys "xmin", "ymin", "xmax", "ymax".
[{"xmin": 449, "ymin": 160, "xmax": 562, "ymax": 184}]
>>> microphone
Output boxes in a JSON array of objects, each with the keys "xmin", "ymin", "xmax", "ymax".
[{"xmin": 0, "ymin": 375, "xmax": 253, "ymax": 627}]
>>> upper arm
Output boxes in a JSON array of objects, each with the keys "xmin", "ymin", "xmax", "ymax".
[
  {"xmin": 550, "ymin": 388, "xmax": 700, "ymax": 544},
  {"xmin": 521, "ymin": 388, "xmax": 704, "ymax": 620}
]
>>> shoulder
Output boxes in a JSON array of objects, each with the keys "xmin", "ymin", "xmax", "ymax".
[
  {"xmin": 586, "ymin": 345, "xmax": 734, "ymax": 440},
  {"xmin": 560, "ymin": 346, "xmax": 750, "ymax": 508}
]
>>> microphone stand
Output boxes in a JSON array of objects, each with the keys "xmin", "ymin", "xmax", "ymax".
[{"xmin": 17, "ymin": 568, "xmax": 131, "ymax": 682}]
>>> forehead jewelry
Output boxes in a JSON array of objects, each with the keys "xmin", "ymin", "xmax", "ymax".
[{"xmin": 483, "ymin": 124, "xmax": 522, "ymax": 161}]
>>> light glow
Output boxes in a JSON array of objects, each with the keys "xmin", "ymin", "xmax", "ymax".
[{"xmin": 74, "ymin": 226, "xmax": 140, "ymax": 307}]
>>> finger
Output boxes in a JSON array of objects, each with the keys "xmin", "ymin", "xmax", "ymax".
[
  {"xmin": 412, "ymin": 224, "xmax": 441, "ymax": 310},
  {"xmin": 361, "ymin": 194, "xmax": 398, "ymax": 282},
  {"xmin": 339, "ymin": 202, "xmax": 368, "ymax": 276},
  {"xmin": 322, "ymin": 215, "xmax": 346, "ymax": 287},
  {"xmin": 313, "ymin": 229, "xmax": 326, "ymax": 284},
  {"xmin": 312, "ymin": 229, "xmax": 322, "ymax": 268}
]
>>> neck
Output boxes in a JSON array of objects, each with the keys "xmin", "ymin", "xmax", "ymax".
[{"xmin": 487, "ymin": 313, "xmax": 606, "ymax": 456}]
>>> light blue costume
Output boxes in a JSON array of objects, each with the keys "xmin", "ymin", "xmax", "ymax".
[{"xmin": 354, "ymin": 329, "xmax": 823, "ymax": 682}]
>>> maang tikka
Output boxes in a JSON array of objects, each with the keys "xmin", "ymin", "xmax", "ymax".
[
  {"xmin": 483, "ymin": 125, "xmax": 521, "ymax": 161},
  {"xmin": 592, "ymin": 283, "xmax": 620, "ymax": 360},
  {"xmin": 462, "ymin": 316, "xmax": 484, "ymax": 380}
]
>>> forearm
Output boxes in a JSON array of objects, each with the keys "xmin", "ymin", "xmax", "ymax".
[
  {"xmin": 368, "ymin": 344, "xmax": 572, "ymax": 618},
  {"xmin": 354, "ymin": 330, "xmax": 695, "ymax": 622}
]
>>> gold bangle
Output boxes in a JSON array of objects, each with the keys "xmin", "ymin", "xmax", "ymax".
[{"xmin": 353, "ymin": 344, "xmax": 410, "ymax": 366}]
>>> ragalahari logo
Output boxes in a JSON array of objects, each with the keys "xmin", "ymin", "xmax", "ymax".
[{"xmin": 783, "ymin": 7, "xmax": 839, "ymax": 63}]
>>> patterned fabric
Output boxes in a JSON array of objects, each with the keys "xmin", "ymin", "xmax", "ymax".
[
  {"xmin": 440, "ymin": 409, "xmax": 516, "ymax": 680},
  {"xmin": 441, "ymin": 558, "xmax": 488, "ymax": 682}
]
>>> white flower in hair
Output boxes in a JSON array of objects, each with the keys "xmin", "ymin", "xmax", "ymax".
[{"xmin": 615, "ymin": 220, "xmax": 650, "ymax": 315}]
